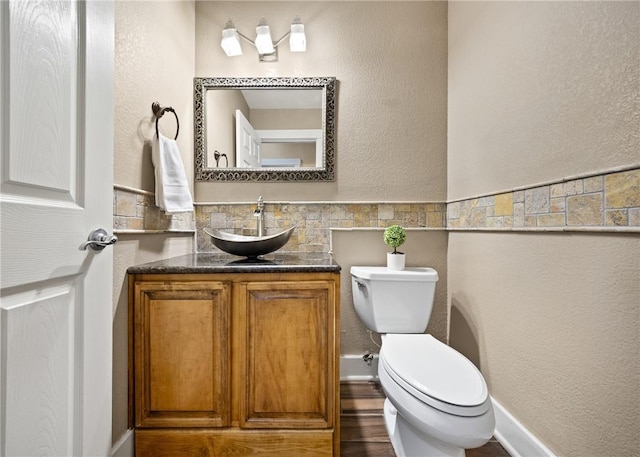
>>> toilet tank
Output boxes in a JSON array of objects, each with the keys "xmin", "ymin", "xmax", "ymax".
[{"xmin": 350, "ymin": 266, "xmax": 439, "ymax": 333}]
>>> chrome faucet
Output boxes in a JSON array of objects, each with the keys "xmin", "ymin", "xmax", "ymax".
[{"xmin": 253, "ymin": 196, "xmax": 264, "ymax": 237}]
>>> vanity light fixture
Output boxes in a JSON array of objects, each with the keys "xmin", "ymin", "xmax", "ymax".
[
  {"xmin": 220, "ymin": 16, "xmax": 307, "ymax": 62},
  {"xmin": 255, "ymin": 19, "xmax": 275, "ymax": 55},
  {"xmin": 289, "ymin": 16, "xmax": 306, "ymax": 52},
  {"xmin": 220, "ymin": 21, "xmax": 243, "ymax": 57}
]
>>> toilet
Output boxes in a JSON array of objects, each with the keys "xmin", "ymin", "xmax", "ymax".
[{"xmin": 350, "ymin": 266, "xmax": 495, "ymax": 457}]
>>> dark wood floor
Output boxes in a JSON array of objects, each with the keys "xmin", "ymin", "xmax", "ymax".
[{"xmin": 340, "ymin": 382, "xmax": 510, "ymax": 457}]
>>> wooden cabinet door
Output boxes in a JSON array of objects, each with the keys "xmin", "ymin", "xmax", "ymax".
[
  {"xmin": 239, "ymin": 280, "xmax": 336, "ymax": 429},
  {"xmin": 134, "ymin": 280, "xmax": 231, "ymax": 428}
]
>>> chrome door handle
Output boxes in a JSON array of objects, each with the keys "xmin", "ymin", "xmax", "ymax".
[{"xmin": 81, "ymin": 228, "xmax": 118, "ymax": 251}]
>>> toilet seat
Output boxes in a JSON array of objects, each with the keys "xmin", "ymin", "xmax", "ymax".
[{"xmin": 380, "ymin": 334, "xmax": 491, "ymax": 417}]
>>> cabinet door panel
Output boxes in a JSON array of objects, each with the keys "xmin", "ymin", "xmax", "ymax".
[
  {"xmin": 240, "ymin": 281, "xmax": 335, "ymax": 429},
  {"xmin": 135, "ymin": 282, "xmax": 230, "ymax": 428}
]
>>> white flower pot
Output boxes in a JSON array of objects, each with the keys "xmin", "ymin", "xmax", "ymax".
[{"xmin": 387, "ymin": 253, "xmax": 405, "ymax": 271}]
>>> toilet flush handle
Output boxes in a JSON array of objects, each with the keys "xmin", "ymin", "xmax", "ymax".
[{"xmin": 354, "ymin": 278, "xmax": 367, "ymax": 289}]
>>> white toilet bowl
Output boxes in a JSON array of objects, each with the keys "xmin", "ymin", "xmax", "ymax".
[
  {"xmin": 378, "ymin": 334, "xmax": 495, "ymax": 457},
  {"xmin": 349, "ymin": 266, "xmax": 495, "ymax": 456}
]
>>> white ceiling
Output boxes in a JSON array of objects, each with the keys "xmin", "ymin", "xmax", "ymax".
[{"xmin": 241, "ymin": 88, "xmax": 322, "ymax": 109}]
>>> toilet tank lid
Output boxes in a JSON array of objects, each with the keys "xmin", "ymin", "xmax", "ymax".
[{"xmin": 350, "ymin": 266, "xmax": 438, "ymax": 281}]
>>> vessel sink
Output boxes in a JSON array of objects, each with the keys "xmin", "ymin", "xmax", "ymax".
[{"xmin": 203, "ymin": 226, "xmax": 296, "ymax": 258}]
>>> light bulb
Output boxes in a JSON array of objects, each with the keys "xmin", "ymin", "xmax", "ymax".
[
  {"xmin": 220, "ymin": 21, "xmax": 242, "ymax": 57},
  {"xmin": 255, "ymin": 21, "xmax": 274, "ymax": 55},
  {"xmin": 290, "ymin": 22, "xmax": 306, "ymax": 52},
  {"xmin": 221, "ymin": 30, "xmax": 242, "ymax": 57}
]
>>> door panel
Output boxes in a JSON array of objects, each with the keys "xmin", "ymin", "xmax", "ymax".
[
  {"xmin": 0, "ymin": 1, "xmax": 114, "ymax": 455},
  {"xmin": 1, "ymin": 285, "xmax": 76, "ymax": 456},
  {"xmin": 7, "ymin": 0, "xmax": 77, "ymax": 192},
  {"xmin": 1, "ymin": 0, "xmax": 85, "ymax": 288},
  {"xmin": 235, "ymin": 109, "xmax": 261, "ymax": 168}
]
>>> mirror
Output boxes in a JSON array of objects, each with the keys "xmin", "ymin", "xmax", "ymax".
[{"xmin": 194, "ymin": 77, "xmax": 336, "ymax": 182}]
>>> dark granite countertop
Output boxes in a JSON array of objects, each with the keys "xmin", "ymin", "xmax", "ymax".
[{"xmin": 127, "ymin": 252, "xmax": 341, "ymax": 274}]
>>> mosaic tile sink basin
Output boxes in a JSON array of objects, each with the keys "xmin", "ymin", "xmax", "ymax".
[{"xmin": 203, "ymin": 226, "xmax": 296, "ymax": 258}]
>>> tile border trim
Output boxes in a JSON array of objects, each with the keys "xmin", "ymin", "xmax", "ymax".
[
  {"xmin": 447, "ymin": 167, "xmax": 640, "ymax": 232},
  {"xmin": 116, "ymin": 163, "xmax": 640, "ymax": 239},
  {"xmin": 113, "ymin": 184, "xmax": 195, "ymax": 234},
  {"xmin": 194, "ymin": 200, "xmax": 444, "ymax": 206},
  {"xmin": 113, "ymin": 183, "xmax": 154, "ymax": 196},
  {"xmin": 195, "ymin": 202, "xmax": 446, "ymax": 253}
]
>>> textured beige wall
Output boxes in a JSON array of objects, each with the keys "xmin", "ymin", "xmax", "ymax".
[
  {"xmin": 112, "ymin": 1, "xmax": 196, "ymax": 446},
  {"xmin": 195, "ymin": 1, "xmax": 447, "ymax": 202},
  {"xmin": 114, "ymin": 1, "xmax": 195, "ymax": 192},
  {"xmin": 261, "ymin": 143, "xmax": 316, "ymax": 167},
  {"xmin": 332, "ymin": 230, "xmax": 449, "ymax": 353},
  {"xmin": 206, "ymin": 89, "xmax": 248, "ymax": 167},
  {"xmin": 251, "ymin": 109, "xmax": 321, "ymax": 130},
  {"xmin": 448, "ymin": 1, "xmax": 639, "ymax": 201},
  {"xmin": 448, "ymin": 233, "xmax": 639, "ymax": 456},
  {"xmin": 448, "ymin": 2, "xmax": 640, "ymax": 455}
]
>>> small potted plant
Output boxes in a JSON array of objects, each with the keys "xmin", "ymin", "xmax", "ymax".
[{"xmin": 383, "ymin": 225, "xmax": 406, "ymax": 270}]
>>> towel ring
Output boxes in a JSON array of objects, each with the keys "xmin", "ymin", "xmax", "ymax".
[
  {"xmin": 152, "ymin": 102, "xmax": 180, "ymax": 140},
  {"xmin": 214, "ymin": 150, "xmax": 228, "ymax": 167}
]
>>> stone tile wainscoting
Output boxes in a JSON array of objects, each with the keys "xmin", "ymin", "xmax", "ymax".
[
  {"xmin": 447, "ymin": 167, "xmax": 640, "ymax": 231},
  {"xmin": 113, "ymin": 184, "xmax": 195, "ymax": 233},
  {"xmin": 113, "ymin": 166, "xmax": 639, "ymax": 240},
  {"xmin": 195, "ymin": 202, "xmax": 446, "ymax": 253}
]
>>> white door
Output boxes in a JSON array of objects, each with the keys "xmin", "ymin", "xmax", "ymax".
[
  {"xmin": 0, "ymin": 1, "xmax": 114, "ymax": 456},
  {"xmin": 235, "ymin": 109, "xmax": 261, "ymax": 167}
]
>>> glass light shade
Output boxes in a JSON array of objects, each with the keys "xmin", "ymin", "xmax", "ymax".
[
  {"xmin": 255, "ymin": 24, "xmax": 274, "ymax": 54},
  {"xmin": 289, "ymin": 23, "xmax": 306, "ymax": 52},
  {"xmin": 221, "ymin": 28, "xmax": 242, "ymax": 57}
]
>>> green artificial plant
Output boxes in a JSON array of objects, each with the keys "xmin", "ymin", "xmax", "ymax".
[{"xmin": 383, "ymin": 225, "xmax": 406, "ymax": 254}]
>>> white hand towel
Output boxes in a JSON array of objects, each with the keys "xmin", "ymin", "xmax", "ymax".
[{"xmin": 151, "ymin": 133, "xmax": 194, "ymax": 213}]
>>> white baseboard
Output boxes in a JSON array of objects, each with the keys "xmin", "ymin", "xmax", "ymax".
[
  {"xmin": 339, "ymin": 362, "xmax": 555, "ymax": 456},
  {"xmin": 492, "ymin": 397, "xmax": 556, "ymax": 457},
  {"xmin": 340, "ymin": 354, "xmax": 379, "ymax": 381},
  {"xmin": 111, "ymin": 429, "xmax": 134, "ymax": 457},
  {"xmin": 112, "ymin": 381, "xmax": 551, "ymax": 456}
]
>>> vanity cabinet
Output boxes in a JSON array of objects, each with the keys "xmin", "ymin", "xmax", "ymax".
[{"xmin": 129, "ymin": 268, "xmax": 340, "ymax": 457}]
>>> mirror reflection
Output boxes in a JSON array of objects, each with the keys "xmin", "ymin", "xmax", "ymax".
[
  {"xmin": 207, "ymin": 89, "xmax": 322, "ymax": 168},
  {"xmin": 194, "ymin": 77, "xmax": 336, "ymax": 182}
]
